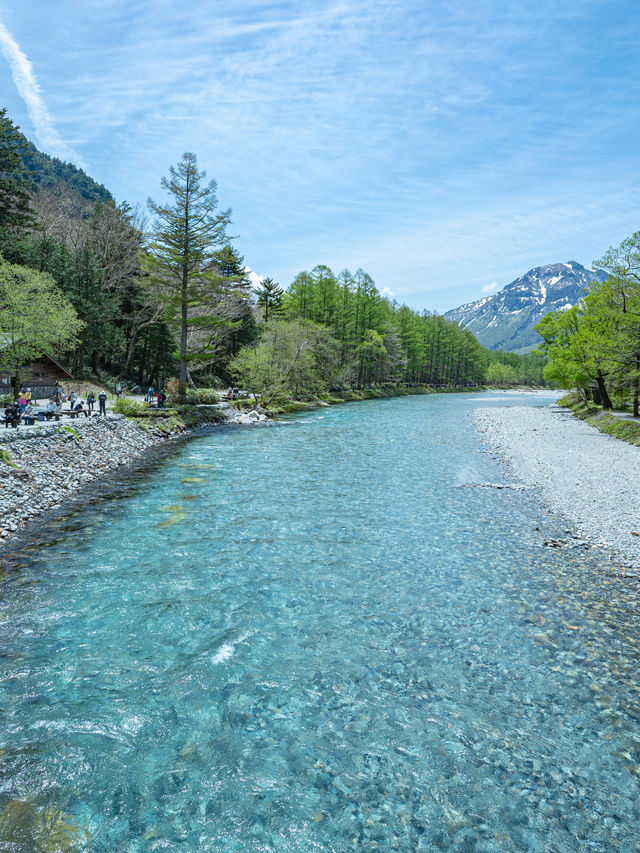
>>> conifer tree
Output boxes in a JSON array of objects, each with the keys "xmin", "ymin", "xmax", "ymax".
[
  {"xmin": 256, "ymin": 277, "xmax": 285, "ymax": 322},
  {"xmin": 0, "ymin": 109, "xmax": 35, "ymax": 256},
  {"xmin": 147, "ymin": 153, "xmax": 231, "ymax": 397}
]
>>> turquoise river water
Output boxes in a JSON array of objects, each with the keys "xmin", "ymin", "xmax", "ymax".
[{"xmin": 1, "ymin": 391, "xmax": 639, "ymax": 851}]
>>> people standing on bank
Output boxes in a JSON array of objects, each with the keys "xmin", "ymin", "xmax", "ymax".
[
  {"xmin": 98, "ymin": 390, "xmax": 107, "ymax": 416},
  {"xmin": 68, "ymin": 390, "xmax": 77, "ymax": 410},
  {"xmin": 18, "ymin": 393, "xmax": 26, "ymax": 413},
  {"xmin": 116, "ymin": 382, "xmax": 122, "ymax": 398},
  {"xmin": 87, "ymin": 390, "xmax": 96, "ymax": 413}
]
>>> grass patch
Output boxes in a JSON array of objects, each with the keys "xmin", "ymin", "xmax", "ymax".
[
  {"xmin": 0, "ymin": 448, "xmax": 16, "ymax": 468},
  {"xmin": 558, "ymin": 393, "xmax": 640, "ymax": 446}
]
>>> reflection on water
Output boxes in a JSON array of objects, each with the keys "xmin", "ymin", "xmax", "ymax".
[{"xmin": 0, "ymin": 391, "xmax": 639, "ymax": 851}]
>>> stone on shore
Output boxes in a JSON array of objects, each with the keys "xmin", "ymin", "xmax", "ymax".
[{"xmin": 472, "ymin": 403, "xmax": 640, "ymax": 568}]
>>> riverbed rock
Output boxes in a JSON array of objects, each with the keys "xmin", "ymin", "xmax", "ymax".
[
  {"xmin": 0, "ymin": 407, "xmax": 268, "ymax": 545},
  {"xmin": 472, "ymin": 403, "xmax": 640, "ymax": 568}
]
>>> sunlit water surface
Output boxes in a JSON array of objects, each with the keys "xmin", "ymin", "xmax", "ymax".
[{"xmin": 1, "ymin": 391, "xmax": 639, "ymax": 851}]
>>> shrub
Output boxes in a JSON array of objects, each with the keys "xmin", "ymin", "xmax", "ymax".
[
  {"xmin": 192, "ymin": 388, "xmax": 220, "ymax": 404},
  {"xmin": 0, "ymin": 448, "xmax": 16, "ymax": 467},
  {"xmin": 170, "ymin": 388, "xmax": 220, "ymax": 405},
  {"xmin": 166, "ymin": 378, "xmax": 180, "ymax": 396},
  {"xmin": 114, "ymin": 397, "xmax": 146, "ymax": 416}
]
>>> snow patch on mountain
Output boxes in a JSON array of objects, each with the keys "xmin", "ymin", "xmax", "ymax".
[{"xmin": 444, "ymin": 261, "xmax": 608, "ymax": 352}]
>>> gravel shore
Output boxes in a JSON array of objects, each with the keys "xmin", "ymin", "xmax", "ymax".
[{"xmin": 472, "ymin": 403, "xmax": 640, "ymax": 568}]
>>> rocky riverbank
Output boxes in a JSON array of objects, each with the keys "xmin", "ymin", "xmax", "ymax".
[
  {"xmin": 472, "ymin": 402, "xmax": 640, "ymax": 569},
  {"xmin": 0, "ymin": 404, "xmax": 270, "ymax": 543}
]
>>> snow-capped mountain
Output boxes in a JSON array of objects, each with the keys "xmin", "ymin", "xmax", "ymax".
[
  {"xmin": 244, "ymin": 267, "xmax": 264, "ymax": 291},
  {"xmin": 444, "ymin": 261, "xmax": 608, "ymax": 352}
]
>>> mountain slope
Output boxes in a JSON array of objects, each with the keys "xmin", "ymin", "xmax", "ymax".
[
  {"xmin": 444, "ymin": 262, "xmax": 607, "ymax": 352},
  {"xmin": 24, "ymin": 144, "xmax": 113, "ymax": 203}
]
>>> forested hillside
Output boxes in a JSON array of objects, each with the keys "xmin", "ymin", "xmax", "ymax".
[{"xmin": 0, "ymin": 108, "xmax": 544, "ymax": 397}]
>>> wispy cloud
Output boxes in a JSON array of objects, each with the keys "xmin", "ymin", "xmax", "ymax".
[
  {"xmin": 0, "ymin": 19, "xmax": 85, "ymax": 166},
  {"xmin": 2, "ymin": 1, "xmax": 639, "ymax": 314}
]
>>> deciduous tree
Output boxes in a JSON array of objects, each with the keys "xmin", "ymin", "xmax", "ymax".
[{"xmin": 0, "ymin": 257, "xmax": 82, "ymax": 394}]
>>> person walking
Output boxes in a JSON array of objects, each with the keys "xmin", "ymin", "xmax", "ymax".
[
  {"xmin": 69, "ymin": 390, "xmax": 77, "ymax": 411},
  {"xmin": 98, "ymin": 390, "xmax": 107, "ymax": 416}
]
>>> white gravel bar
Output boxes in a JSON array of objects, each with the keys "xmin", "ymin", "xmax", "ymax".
[{"xmin": 472, "ymin": 402, "xmax": 640, "ymax": 568}]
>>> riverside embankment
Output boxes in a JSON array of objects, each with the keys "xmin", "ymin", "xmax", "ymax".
[{"xmin": 473, "ymin": 401, "xmax": 640, "ymax": 568}]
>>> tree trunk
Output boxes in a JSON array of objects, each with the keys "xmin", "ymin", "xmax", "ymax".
[
  {"xmin": 179, "ymin": 263, "xmax": 188, "ymax": 398},
  {"xmin": 596, "ymin": 370, "xmax": 612, "ymax": 409}
]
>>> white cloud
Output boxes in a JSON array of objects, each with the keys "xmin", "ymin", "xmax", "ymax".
[
  {"xmin": 482, "ymin": 281, "xmax": 499, "ymax": 293},
  {"xmin": 382, "ymin": 286, "xmax": 395, "ymax": 298},
  {"xmin": 0, "ymin": 20, "xmax": 85, "ymax": 167}
]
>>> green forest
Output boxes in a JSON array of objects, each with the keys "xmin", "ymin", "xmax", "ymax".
[{"xmin": 0, "ymin": 109, "xmax": 546, "ymax": 400}]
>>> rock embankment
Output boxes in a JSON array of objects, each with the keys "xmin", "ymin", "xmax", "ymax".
[
  {"xmin": 472, "ymin": 404, "xmax": 640, "ymax": 568},
  {"xmin": 0, "ymin": 415, "xmax": 163, "ymax": 541}
]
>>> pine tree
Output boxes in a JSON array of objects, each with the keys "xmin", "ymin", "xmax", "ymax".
[
  {"xmin": 147, "ymin": 153, "xmax": 231, "ymax": 397},
  {"xmin": 256, "ymin": 277, "xmax": 285, "ymax": 322}
]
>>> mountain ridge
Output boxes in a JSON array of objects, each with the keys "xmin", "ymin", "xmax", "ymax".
[{"xmin": 444, "ymin": 261, "xmax": 608, "ymax": 352}]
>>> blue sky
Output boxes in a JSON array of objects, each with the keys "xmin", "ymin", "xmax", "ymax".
[{"xmin": 1, "ymin": 0, "xmax": 639, "ymax": 312}]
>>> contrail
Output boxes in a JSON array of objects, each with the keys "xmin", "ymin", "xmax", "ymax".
[{"xmin": 0, "ymin": 19, "xmax": 85, "ymax": 167}]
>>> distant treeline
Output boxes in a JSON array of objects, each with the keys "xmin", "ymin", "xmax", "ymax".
[{"xmin": 239, "ymin": 265, "xmax": 547, "ymax": 399}]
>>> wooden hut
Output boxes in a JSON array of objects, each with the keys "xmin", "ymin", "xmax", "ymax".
[{"xmin": 0, "ymin": 354, "xmax": 74, "ymax": 400}]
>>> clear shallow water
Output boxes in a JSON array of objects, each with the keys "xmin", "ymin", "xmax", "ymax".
[{"xmin": 1, "ymin": 391, "xmax": 640, "ymax": 851}]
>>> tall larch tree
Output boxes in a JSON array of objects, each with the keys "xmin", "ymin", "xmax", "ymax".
[{"xmin": 147, "ymin": 153, "xmax": 231, "ymax": 397}]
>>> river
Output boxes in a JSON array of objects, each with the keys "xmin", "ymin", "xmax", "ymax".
[{"xmin": 0, "ymin": 391, "xmax": 639, "ymax": 851}]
